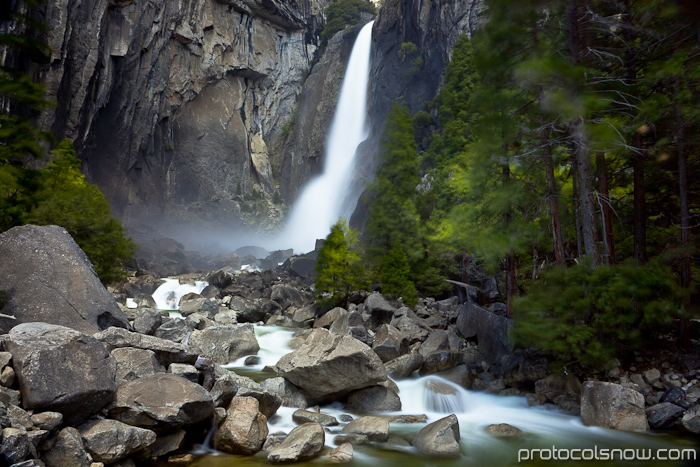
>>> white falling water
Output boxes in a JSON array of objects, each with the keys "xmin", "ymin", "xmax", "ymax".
[{"xmin": 277, "ymin": 21, "xmax": 374, "ymax": 254}]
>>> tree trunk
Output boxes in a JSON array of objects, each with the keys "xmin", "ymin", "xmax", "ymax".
[
  {"xmin": 572, "ymin": 122, "xmax": 602, "ymax": 266},
  {"xmin": 572, "ymin": 157, "xmax": 583, "ymax": 261},
  {"xmin": 596, "ymin": 152, "xmax": 615, "ymax": 264},
  {"xmin": 676, "ymin": 96, "xmax": 691, "ymax": 348},
  {"xmin": 543, "ymin": 126, "xmax": 565, "ymax": 266}
]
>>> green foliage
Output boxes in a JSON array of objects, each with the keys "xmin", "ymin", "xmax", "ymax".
[
  {"xmin": 513, "ymin": 260, "xmax": 685, "ymax": 369},
  {"xmin": 280, "ymin": 117, "xmax": 294, "ymax": 140},
  {"xmin": 380, "ymin": 241, "xmax": 418, "ymax": 306},
  {"xmin": 397, "ymin": 42, "xmax": 418, "ymax": 61},
  {"xmin": 314, "ymin": 219, "xmax": 366, "ymax": 308},
  {"xmin": 364, "ymin": 103, "xmax": 421, "ymax": 265},
  {"xmin": 26, "ymin": 140, "xmax": 136, "ymax": 283},
  {"xmin": 272, "ymin": 189, "xmax": 283, "ymax": 205},
  {"xmin": 320, "ymin": 0, "xmax": 376, "ymax": 45}
]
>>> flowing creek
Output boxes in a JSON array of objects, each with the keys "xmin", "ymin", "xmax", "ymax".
[{"xmin": 190, "ymin": 326, "xmax": 697, "ymax": 467}]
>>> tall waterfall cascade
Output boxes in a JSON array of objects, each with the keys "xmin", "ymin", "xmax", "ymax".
[{"xmin": 276, "ymin": 21, "xmax": 374, "ymax": 254}]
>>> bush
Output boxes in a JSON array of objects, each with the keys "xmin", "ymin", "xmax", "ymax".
[
  {"xmin": 512, "ymin": 259, "xmax": 685, "ymax": 370},
  {"xmin": 314, "ymin": 219, "xmax": 366, "ymax": 308},
  {"xmin": 27, "ymin": 139, "xmax": 136, "ymax": 283},
  {"xmin": 320, "ymin": 0, "xmax": 376, "ymax": 45}
]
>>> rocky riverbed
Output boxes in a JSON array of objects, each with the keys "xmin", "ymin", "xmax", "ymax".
[{"xmin": 0, "ymin": 225, "xmax": 699, "ymax": 466}]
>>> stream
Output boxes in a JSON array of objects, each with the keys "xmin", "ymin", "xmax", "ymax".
[{"xmin": 189, "ymin": 326, "xmax": 697, "ymax": 467}]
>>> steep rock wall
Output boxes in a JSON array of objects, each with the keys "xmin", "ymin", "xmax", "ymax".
[
  {"xmin": 348, "ymin": 0, "xmax": 484, "ymax": 225},
  {"xmin": 33, "ymin": 0, "xmax": 329, "ymax": 234}
]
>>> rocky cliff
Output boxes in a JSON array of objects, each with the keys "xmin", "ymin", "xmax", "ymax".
[{"xmin": 31, "ymin": 0, "xmax": 331, "ymax": 237}]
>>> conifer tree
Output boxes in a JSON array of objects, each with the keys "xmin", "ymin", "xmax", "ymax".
[{"xmin": 314, "ymin": 218, "xmax": 365, "ymax": 308}]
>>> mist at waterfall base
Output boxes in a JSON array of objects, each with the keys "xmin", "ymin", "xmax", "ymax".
[
  {"xmin": 192, "ymin": 327, "xmax": 695, "ymax": 467},
  {"xmin": 268, "ymin": 21, "xmax": 375, "ymax": 254}
]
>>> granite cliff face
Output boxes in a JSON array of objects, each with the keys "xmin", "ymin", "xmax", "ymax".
[
  {"xmin": 347, "ymin": 0, "xmax": 484, "ymax": 226},
  {"xmin": 33, "ymin": 0, "xmax": 330, "ymax": 235}
]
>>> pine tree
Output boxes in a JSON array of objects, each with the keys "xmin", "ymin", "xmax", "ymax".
[
  {"xmin": 380, "ymin": 241, "xmax": 418, "ymax": 306},
  {"xmin": 314, "ymin": 218, "xmax": 365, "ymax": 308},
  {"xmin": 28, "ymin": 139, "xmax": 136, "ymax": 283}
]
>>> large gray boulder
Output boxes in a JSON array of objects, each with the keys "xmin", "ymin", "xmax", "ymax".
[
  {"xmin": 345, "ymin": 385, "xmax": 402, "ymax": 412},
  {"xmin": 268, "ymin": 422, "xmax": 325, "ymax": 463},
  {"xmin": 363, "ymin": 293, "xmax": 397, "ymax": 330},
  {"xmin": 108, "ymin": 374, "xmax": 215, "ymax": 432},
  {"xmin": 78, "ymin": 419, "xmax": 157, "ymax": 464},
  {"xmin": 580, "ymin": 382, "xmax": 649, "ymax": 432},
  {"xmin": 276, "ymin": 328, "xmax": 387, "ymax": 404},
  {"xmin": 95, "ymin": 327, "xmax": 198, "ymax": 366},
  {"xmin": 42, "ymin": 427, "xmax": 92, "ymax": 467},
  {"xmin": 188, "ymin": 324, "xmax": 260, "ymax": 365},
  {"xmin": 412, "ymin": 414, "xmax": 461, "ymax": 457},
  {"xmin": 372, "ymin": 324, "xmax": 409, "ymax": 363},
  {"xmin": 216, "ymin": 396, "xmax": 268, "ymax": 455},
  {"xmin": 340, "ymin": 416, "xmax": 389, "ymax": 442},
  {"xmin": 385, "ymin": 352, "xmax": 424, "ymax": 380},
  {"xmin": 262, "ymin": 377, "xmax": 308, "ymax": 409},
  {"xmin": 6, "ymin": 323, "xmax": 117, "ymax": 425},
  {"xmin": 112, "ymin": 348, "xmax": 164, "ymax": 385},
  {"xmin": 0, "ymin": 225, "xmax": 129, "ymax": 334},
  {"xmin": 455, "ymin": 303, "xmax": 512, "ymax": 364}
]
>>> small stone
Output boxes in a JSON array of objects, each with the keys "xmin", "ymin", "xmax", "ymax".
[
  {"xmin": 0, "ymin": 366, "xmax": 15, "ymax": 387},
  {"xmin": 644, "ymin": 369, "xmax": 661, "ymax": 384},
  {"xmin": 168, "ymin": 453, "xmax": 194, "ymax": 463}
]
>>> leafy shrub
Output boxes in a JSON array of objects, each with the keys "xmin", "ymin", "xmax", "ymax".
[
  {"xmin": 320, "ymin": 0, "xmax": 376, "ymax": 45},
  {"xmin": 512, "ymin": 260, "xmax": 685, "ymax": 370},
  {"xmin": 27, "ymin": 139, "xmax": 136, "ymax": 283}
]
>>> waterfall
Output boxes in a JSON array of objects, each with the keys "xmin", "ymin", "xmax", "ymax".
[{"xmin": 277, "ymin": 21, "xmax": 374, "ymax": 254}]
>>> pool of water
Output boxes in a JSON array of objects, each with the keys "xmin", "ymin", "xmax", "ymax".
[{"xmin": 188, "ymin": 326, "xmax": 697, "ymax": 466}]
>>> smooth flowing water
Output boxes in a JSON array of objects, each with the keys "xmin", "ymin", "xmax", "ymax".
[
  {"xmin": 275, "ymin": 21, "xmax": 374, "ymax": 254},
  {"xmin": 192, "ymin": 326, "xmax": 697, "ymax": 467}
]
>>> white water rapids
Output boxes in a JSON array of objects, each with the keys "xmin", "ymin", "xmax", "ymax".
[
  {"xmin": 275, "ymin": 21, "xmax": 374, "ymax": 254},
  {"xmin": 213, "ymin": 326, "xmax": 689, "ymax": 467}
]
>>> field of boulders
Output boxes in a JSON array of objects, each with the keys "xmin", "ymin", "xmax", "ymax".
[{"xmin": 0, "ymin": 225, "xmax": 699, "ymax": 466}]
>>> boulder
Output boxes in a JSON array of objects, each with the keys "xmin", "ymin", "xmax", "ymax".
[
  {"xmin": 178, "ymin": 295, "xmax": 218, "ymax": 317},
  {"xmin": 206, "ymin": 269, "xmax": 236, "ymax": 289},
  {"xmin": 340, "ymin": 416, "xmax": 389, "ymax": 442},
  {"xmin": 314, "ymin": 308, "xmax": 348, "ymax": 329},
  {"xmin": 153, "ymin": 317, "xmax": 192, "ymax": 343},
  {"xmin": 78, "ymin": 419, "xmax": 157, "ymax": 464},
  {"xmin": 580, "ymin": 382, "xmax": 649, "ymax": 431},
  {"xmin": 1, "ymin": 427, "xmax": 31, "ymax": 464},
  {"xmin": 329, "ymin": 442, "xmax": 353, "ymax": 463},
  {"xmin": 455, "ymin": 303, "xmax": 512, "ymax": 364},
  {"xmin": 235, "ymin": 386, "xmax": 282, "ymax": 419},
  {"xmin": 229, "ymin": 297, "xmax": 265, "ymax": 323},
  {"xmin": 133, "ymin": 430, "xmax": 186, "ymax": 461},
  {"xmin": 485, "ymin": 423, "xmax": 522, "ymax": 437},
  {"xmin": 112, "ymin": 348, "xmax": 164, "ymax": 385},
  {"xmin": 645, "ymin": 403, "xmax": 685, "ymax": 429},
  {"xmin": 385, "ymin": 353, "xmax": 424, "ymax": 380},
  {"xmin": 30, "ymin": 412, "xmax": 63, "ymax": 432},
  {"xmin": 363, "ymin": 293, "xmax": 396, "ymax": 330},
  {"xmin": 168, "ymin": 363, "xmax": 199, "ymax": 383},
  {"xmin": 7, "ymin": 323, "xmax": 116, "ymax": 425},
  {"xmin": 275, "ymin": 329, "xmax": 387, "ymax": 404},
  {"xmin": 268, "ymin": 422, "xmax": 324, "ymax": 463},
  {"xmin": 412, "ymin": 414, "xmax": 461, "ymax": 457},
  {"xmin": 42, "ymin": 427, "xmax": 92, "ymax": 467},
  {"xmin": 659, "ymin": 387, "xmax": 686, "ymax": 404},
  {"xmin": 270, "ymin": 285, "xmax": 307, "ymax": 309},
  {"xmin": 108, "ymin": 374, "xmax": 215, "ymax": 432},
  {"xmin": 131, "ymin": 309, "xmax": 162, "ymax": 336},
  {"xmin": 681, "ymin": 405, "xmax": 700, "ymax": 434},
  {"xmin": 292, "ymin": 409, "xmax": 339, "ymax": 426},
  {"xmin": 420, "ymin": 351, "xmax": 461, "ymax": 375},
  {"xmin": 372, "ymin": 325, "xmax": 408, "ymax": 363},
  {"xmin": 345, "ymin": 385, "xmax": 401, "ymax": 413},
  {"xmin": 419, "ymin": 330, "xmax": 451, "ymax": 357},
  {"xmin": 261, "ymin": 377, "xmax": 308, "ymax": 409},
  {"xmin": 94, "ymin": 327, "xmax": 198, "ymax": 366},
  {"xmin": 216, "ymin": 397, "xmax": 268, "ymax": 455},
  {"xmin": 189, "ymin": 324, "xmax": 259, "ymax": 365},
  {"xmin": 535, "ymin": 374, "xmax": 582, "ymax": 402},
  {"xmin": 0, "ymin": 225, "xmax": 129, "ymax": 334}
]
